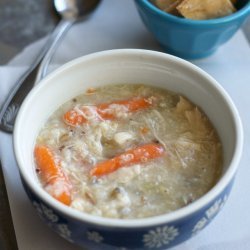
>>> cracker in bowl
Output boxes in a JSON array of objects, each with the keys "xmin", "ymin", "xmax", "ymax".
[
  {"xmin": 176, "ymin": 0, "xmax": 236, "ymax": 20},
  {"xmin": 152, "ymin": 0, "xmax": 237, "ymax": 20},
  {"xmin": 154, "ymin": 0, "xmax": 183, "ymax": 15}
]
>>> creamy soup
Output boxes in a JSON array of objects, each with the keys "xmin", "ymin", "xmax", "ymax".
[{"xmin": 34, "ymin": 84, "xmax": 222, "ymax": 219}]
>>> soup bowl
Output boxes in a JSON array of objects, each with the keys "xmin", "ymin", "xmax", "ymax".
[
  {"xmin": 134, "ymin": 0, "xmax": 250, "ymax": 59},
  {"xmin": 13, "ymin": 49, "xmax": 243, "ymax": 250}
]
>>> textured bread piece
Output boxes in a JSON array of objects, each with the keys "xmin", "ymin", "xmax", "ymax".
[
  {"xmin": 155, "ymin": 0, "xmax": 184, "ymax": 15},
  {"xmin": 176, "ymin": 0, "xmax": 236, "ymax": 20}
]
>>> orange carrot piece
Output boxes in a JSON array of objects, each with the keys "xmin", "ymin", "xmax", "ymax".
[
  {"xmin": 90, "ymin": 143, "xmax": 164, "ymax": 177},
  {"xmin": 63, "ymin": 109, "xmax": 88, "ymax": 126},
  {"xmin": 98, "ymin": 97, "xmax": 152, "ymax": 113},
  {"xmin": 63, "ymin": 97, "xmax": 154, "ymax": 126},
  {"xmin": 34, "ymin": 145, "xmax": 72, "ymax": 205},
  {"xmin": 140, "ymin": 126, "xmax": 150, "ymax": 135}
]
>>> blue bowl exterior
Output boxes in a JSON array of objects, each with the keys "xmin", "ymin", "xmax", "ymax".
[
  {"xmin": 21, "ymin": 174, "xmax": 234, "ymax": 250},
  {"xmin": 135, "ymin": 0, "xmax": 250, "ymax": 59}
]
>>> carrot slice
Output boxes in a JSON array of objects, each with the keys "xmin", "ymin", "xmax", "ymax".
[
  {"xmin": 90, "ymin": 143, "xmax": 165, "ymax": 177},
  {"xmin": 63, "ymin": 97, "xmax": 154, "ymax": 126},
  {"xmin": 140, "ymin": 126, "xmax": 150, "ymax": 135},
  {"xmin": 34, "ymin": 145, "xmax": 72, "ymax": 205}
]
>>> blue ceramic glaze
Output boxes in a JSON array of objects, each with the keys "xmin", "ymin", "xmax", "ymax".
[
  {"xmin": 134, "ymin": 0, "xmax": 250, "ymax": 59},
  {"xmin": 21, "ymin": 175, "xmax": 234, "ymax": 250}
]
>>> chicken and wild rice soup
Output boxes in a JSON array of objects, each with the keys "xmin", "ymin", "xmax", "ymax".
[{"xmin": 34, "ymin": 84, "xmax": 222, "ymax": 219}]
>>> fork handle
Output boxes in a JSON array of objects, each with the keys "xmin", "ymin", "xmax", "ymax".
[{"xmin": 0, "ymin": 43, "xmax": 49, "ymax": 133}]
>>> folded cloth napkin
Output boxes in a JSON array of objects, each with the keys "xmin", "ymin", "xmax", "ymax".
[{"xmin": 1, "ymin": 0, "xmax": 250, "ymax": 249}]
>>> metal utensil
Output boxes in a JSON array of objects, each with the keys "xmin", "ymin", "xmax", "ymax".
[{"xmin": 0, "ymin": 0, "xmax": 101, "ymax": 133}]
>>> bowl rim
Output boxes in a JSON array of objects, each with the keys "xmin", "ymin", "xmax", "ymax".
[
  {"xmin": 14, "ymin": 49, "xmax": 244, "ymax": 228},
  {"xmin": 135, "ymin": 0, "xmax": 250, "ymax": 26}
]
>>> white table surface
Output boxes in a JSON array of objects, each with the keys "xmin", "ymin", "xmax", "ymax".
[{"xmin": 0, "ymin": 0, "xmax": 250, "ymax": 249}]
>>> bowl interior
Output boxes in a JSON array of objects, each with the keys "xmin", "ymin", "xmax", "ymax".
[{"xmin": 14, "ymin": 49, "xmax": 242, "ymax": 225}]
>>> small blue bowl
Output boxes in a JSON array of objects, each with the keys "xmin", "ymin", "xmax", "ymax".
[{"xmin": 134, "ymin": 0, "xmax": 250, "ymax": 59}]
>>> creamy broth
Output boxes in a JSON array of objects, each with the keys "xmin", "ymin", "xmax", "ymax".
[{"xmin": 34, "ymin": 84, "xmax": 222, "ymax": 219}]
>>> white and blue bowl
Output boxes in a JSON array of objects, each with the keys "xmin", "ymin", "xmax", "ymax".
[{"xmin": 14, "ymin": 49, "xmax": 243, "ymax": 250}]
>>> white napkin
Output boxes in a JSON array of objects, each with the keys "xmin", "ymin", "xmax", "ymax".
[{"xmin": 1, "ymin": 0, "xmax": 250, "ymax": 249}]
